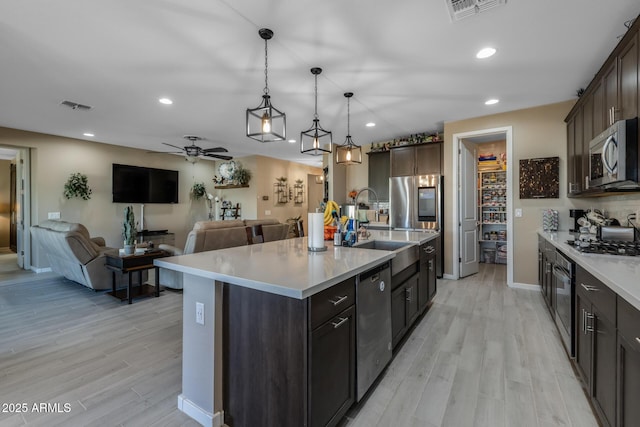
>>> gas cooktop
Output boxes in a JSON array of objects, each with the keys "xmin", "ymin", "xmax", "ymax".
[{"xmin": 567, "ymin": 240, "xmax": 640, "ymax": 256}]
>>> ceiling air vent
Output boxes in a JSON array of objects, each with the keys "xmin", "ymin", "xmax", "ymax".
[
  {"xmin": 60, "ymin": 100, "xmax": 93, "ymax": 111},
  {"xmin": 447, "ymin": 0, "xmax": 506, "ymax": 22}
]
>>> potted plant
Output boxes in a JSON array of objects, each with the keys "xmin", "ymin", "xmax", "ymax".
[
  {"xmin": 190, "ymin": 182, "xmax": 207, "ymax": 200},
  {"xmin": 63, "ymin": 172, "xmax": 92, "ymax": 200},
  {"xmin": 231, "ymin": 165, "xmax": 252, "ymax": 186},
  {"xmin": 122, "ymin": 205, "xmax": 137, "ymax": 255}
]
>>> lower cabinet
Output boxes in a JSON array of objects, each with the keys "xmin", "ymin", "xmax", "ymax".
[
  {"xmin": 391, "ymin": 271, "xmax": 419, "ymax": 349},
  {"xmin": 310, "ymin": 305, "xmax": 356, "ymax": 427},
  {"xmin": 418, "ymin": 241, "xmax": 437, "ymax": 312},
  {"xmin": 223, "ymin": 277, "xmax": 356, "ymax": 427},
  {"xmin": 574, "ymin": 265, "xmax": 617, "ymax": 427},
  {"xmin": 617, "ymin": 297, "xmax": 640, "ymax": 427}
]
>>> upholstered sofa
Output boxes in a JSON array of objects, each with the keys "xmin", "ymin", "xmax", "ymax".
[
  {"xmin": 30, "ymin": 220, "xmax": 144, "ymax": 290},
  {"xmin": 158, "ymin": 219, "xmax": 290, "ymax": 289}
]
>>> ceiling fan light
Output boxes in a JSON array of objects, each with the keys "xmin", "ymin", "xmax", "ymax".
[{"xmin": 246, "ymin": 28, "xmax": 286, "ymax": 143}]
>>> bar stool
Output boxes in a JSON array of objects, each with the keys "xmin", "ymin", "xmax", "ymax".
[{"xmin": 245, "ymin": 225, "xmax": 264, "ymax": 245}]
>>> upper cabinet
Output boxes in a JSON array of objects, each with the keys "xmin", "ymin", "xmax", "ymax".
[
  {"xmin": 390, "ymin": 143, "xmax": 442, "ymax": 177},
  {"xmin": 565, "ymin": 15, "xmax": 640, "ymax": 197},
  {"xmin": 367, "ymin": 151, "xmax": 390, "ymax": 201}
]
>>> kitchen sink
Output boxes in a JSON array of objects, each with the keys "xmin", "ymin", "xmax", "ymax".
[
  {"xmin": 353, "ymin": 240, "xmax": 412, "ymax": 251},
  {"xmin": 353, "ymin": 240, "xmax": 418, "ymax": 274}
]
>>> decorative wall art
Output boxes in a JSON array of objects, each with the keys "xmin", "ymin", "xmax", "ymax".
[{"xmin": 519, "ymin": 156, "xmax": 559, "ymax": 199}]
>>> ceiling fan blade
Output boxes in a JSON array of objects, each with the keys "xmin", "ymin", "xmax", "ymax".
[
  {"xmin": 204, "ymin": 153, "xmax": 233, "ymax": 161},
  {"xmin": 162, "ymin": 142, "xmax": 186, "ymax": 151},
  {"xmin": 202, "ymin": 147, "xmax": 229, "ymax": 153},
  {"xmin": 147, "ymin": 150, "xmax": 182, "ymax": 154}
]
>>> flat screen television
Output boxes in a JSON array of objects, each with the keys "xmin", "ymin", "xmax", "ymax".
[{"xmin": 112, "ymin": 164, "xmax": 179, "ymax": 203}]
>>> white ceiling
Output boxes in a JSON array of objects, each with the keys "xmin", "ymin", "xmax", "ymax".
[{"xmin": 1, "ymin": 1, "xmax": 638, "ymax": 167}]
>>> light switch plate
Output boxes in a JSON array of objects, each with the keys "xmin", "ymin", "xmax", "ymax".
[
  {"xmin": 48, "ymin": 212, "xmax": 61, "ymax": 219},
  {"xmin": 195, "ymin": 302, "xmax": 204, "ymax": 325},
  {"xmin": 515, "ymin": 208, "xmax": 522, "ymax": 218}
]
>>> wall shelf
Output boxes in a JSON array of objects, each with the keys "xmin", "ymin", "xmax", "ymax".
[{"xmin": 214, "ymin": 184, "xmax": 249, "ymax": 189}]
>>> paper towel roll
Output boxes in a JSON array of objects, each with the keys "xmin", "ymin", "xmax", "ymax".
[{"xmin": 308, "ymin": 212, "xmax": 326, "ymax": 251}]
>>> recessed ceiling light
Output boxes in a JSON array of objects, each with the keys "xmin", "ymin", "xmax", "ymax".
[
  {"xmin": 476, "ymin": 47, "xmax": 496, "ymax": 59},
  {"xmin": 83, "ymin": 133, "xmax": 95, "ymax": 137},
  {"xmin": 366, "ymin": 122, "xmax": 376, "ymax": 127},
  {"xmin": 159, "ymin": 98, "xmax": 173, "ymax": 105},
  {"xmin": 288, "ymin": 139, "xmax": 296, "ymax": 144},
  {"xmin": 485, "ymin": 99, "xmax": 499, "ymax": 105}
]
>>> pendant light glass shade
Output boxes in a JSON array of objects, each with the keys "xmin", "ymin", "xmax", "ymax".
[
  {"xmin": 246, "ymin": 28, "xmax": 286, "ymax": 142},
  {"xmin": 301, "ymin": 67, "xmax": 332, "ymax": 155},
  {"xmin": 335, "ymin": 92, "xmax": 362, "ymax": 165}
]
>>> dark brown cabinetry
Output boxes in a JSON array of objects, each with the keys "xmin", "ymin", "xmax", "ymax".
[
  {"xmin": 418, "ymin": 241, "xmax": 437, "ymax": 312},
  {"xmin": 391, "ymin": 264, "xmax": 420, "ymax": 349},
  {"xmin": 390, "ymin": 143, "xmax": 442, "ymax": 177},
  {"xmin": 565, "ymin": 15, "xmax": 640, "ymax": 197},
  {"xmin": 223, "ymin": 276, "xmax": 356, "ymax": 427},
  {"xmin": 617, "ymin": 297, "xmax": 640, "ymax": 427},
  {"xmin": 575, "ymin": 266, "xmax": 617, "ymax": 427},
  {"xmin": 538, "ymin": 238, "xmax": 555, "ymax": 312},
  {"xmin": 367, "ymin": 151, "xmax": 390, "ymax": 201}
]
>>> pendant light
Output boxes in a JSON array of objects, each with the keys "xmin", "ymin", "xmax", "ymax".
[
  {"xmin": 335, "ymin": 92, "xmax": 362, "ymax": 165},
  {"xmin": 246, "ymin": 28, "xmax": 286, "ymax": 142},
  {"xmin": 300, "ymin": 67, "xmax": 332, "ymax": 155}
]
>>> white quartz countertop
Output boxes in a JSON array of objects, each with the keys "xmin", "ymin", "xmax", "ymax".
[
  {"xmin": 155, "ymin": 231, "xmax": 438, "ymax": 299},
  {"xmin": 538, "ymin": 230, "xmax": 640, "ymax": 311}
]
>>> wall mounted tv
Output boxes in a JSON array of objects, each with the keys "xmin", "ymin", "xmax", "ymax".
[{"xmin": 112, "ymin": 164, "xmax": 179, "ymax": 204}]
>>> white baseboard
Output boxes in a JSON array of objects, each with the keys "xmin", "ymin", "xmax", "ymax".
[
  {"xmin": 442, "ymin": 274, "xmax": 456, "ymax": 280},
  {"xmin": 509, "ymin": 282, "xmax": 540, "ymax": 291},
  {"xmin": 31, "ymin": 266, "xmax": 52, "ymax": 274},
  {"xmin": 177, "ymin": 394, "xmax": 224, "ymax": 427}
]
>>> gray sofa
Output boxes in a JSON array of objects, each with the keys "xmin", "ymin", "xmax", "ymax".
[
  {"xmin": 158, "ymin": 219, "xmax": 290, "ymax": 289},
  {"xmin": 31, "ymin": 220, "xmax": 144, "ymax": 290}
]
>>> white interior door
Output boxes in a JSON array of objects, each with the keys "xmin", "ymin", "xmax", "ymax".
[{"xmin": 459, "ymin": 139, "xmax": 478, "ymax": 277}]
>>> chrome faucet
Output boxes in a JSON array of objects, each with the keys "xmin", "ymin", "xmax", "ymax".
[{"xmin": 354, "ymin": 187, "xmax": 380, "ymax": 225}]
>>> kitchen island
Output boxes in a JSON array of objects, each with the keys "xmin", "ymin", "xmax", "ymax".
[{"xmin": 154, "ymin": 230, "xmax": 438, "ymax": 427}]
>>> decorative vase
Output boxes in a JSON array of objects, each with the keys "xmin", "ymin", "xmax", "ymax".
[{"xmin": 124, "ymin": 244, "xmax": 135, "ymax": 255}]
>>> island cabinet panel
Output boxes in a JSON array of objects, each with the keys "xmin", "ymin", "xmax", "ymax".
[
  {"xmin": 418, "ymin": 241, "xmax": 437, "ymax": 313},
  {"xmin": 390, "ymin": 264, "xmax": 420, "ymax": 349},
  {"xmin": 617, "ymin": 297, "xmax": 640, "ymax": 427},
  {"xmin": 223, "ymin": 277, "xmax": 356, "ymax": 427}
]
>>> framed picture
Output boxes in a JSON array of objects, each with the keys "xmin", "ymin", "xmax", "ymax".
[{"xmin": 519, "ymin": 156, "xmax": 559, "ymax": 199}]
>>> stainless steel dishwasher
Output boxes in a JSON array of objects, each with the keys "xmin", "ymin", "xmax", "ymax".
[{"xmin": 356, "ymin": 261, "xmax": 392, "ymax": 401}]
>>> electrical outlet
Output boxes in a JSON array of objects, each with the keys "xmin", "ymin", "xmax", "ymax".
[
  {"xmin": 195, "ymin": 302, "xmax": 205, "ymax": 325},
  {"xmin": 265, "ymin": 210, "xmax": 271, "ymax": 216},
  {"xmin": 515, "ymin": 208, "xmax": 523, "ymax": 218},
  {"xmin": 48, "ymin": 212, "xmax": 61, "ymax": 220}
]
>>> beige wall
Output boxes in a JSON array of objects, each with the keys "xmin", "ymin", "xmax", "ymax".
[
  {"xmin": 0, "ymin": 127, "xmax": 319, "ymax": 269},
  {"xmin": 198, "ymin": 155, "xmax": 321, "ymax": 232},
  {"xmin": 0, "ymin": 159, "xmax": 11, "ymax": 247},
  {"xmin": 444, "ymin": 100, "xmax": 578, "ymax": 285}
]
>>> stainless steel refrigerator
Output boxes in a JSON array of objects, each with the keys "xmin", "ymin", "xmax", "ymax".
[{"xmin": 389, "ymin": 174, "xmax": 443, "ymax": 276}]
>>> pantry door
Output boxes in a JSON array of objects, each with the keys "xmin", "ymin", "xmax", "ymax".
[{"xmin": 459, "ymin": 139, "xmax": 478, "ymax": 277}]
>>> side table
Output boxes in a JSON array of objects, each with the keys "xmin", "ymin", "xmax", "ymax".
[{"xmin": 105, "ymin": 250, "xmax": 169, "ymax": 304}]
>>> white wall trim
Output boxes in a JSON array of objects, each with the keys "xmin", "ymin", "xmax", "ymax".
[
  {"xmin": 509, "ymin": 282, "xmax": 540, "ymax": 291},
  {"xmin": 31, "ymin": 266, "xmax": 52, "ymax": 274},
  {"xmin": 178, "ymin": 394, "xmax": 224, "ymax": 427},
  {"xmin": 452, "ymin": 126, "xmax": 513, "ymax": 285},
  {"xmin": 442, "ymin": 274, "xmax": 456, "ymax": 280}
]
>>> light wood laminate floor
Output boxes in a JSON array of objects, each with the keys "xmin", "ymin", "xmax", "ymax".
[
  {"xmin": 0, "ymin": 265, "xmax": 597, "ymax": 426},
  {"xmin": 342, "ymin": 264, "xmax": 598, "ymax": 427}
]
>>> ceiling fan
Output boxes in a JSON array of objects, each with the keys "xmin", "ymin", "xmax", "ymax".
[{"xmin": 160, "ymin": 135, "xmax": 233, "ymax": 162}]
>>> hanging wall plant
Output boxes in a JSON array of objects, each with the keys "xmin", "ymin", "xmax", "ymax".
[
  {"xmin": 63, "ymin": 172, "xmax": 92, "ymax": 200},
  {"xmin": 190, "ymin": 182, "xmax": 207, "ymax": 200}
]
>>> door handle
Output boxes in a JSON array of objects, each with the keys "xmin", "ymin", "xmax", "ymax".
[
  {"xmin": 405, "ymin": 287, "xmax": 412, "ymax": 302},
  {"xmin": 428, "ymin": 260, "xmax": 434, "ymax": 271},
  {"xmin": 585, "ymin": 312, "xmax": 595, "ymax": 333}
]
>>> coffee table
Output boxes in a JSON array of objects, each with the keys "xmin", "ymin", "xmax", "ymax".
[{"xmin": 105, "ymin": 250, "xmax": 169, "ymax": 304}]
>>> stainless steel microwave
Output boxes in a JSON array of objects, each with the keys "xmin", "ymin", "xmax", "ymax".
[{"xmin": 588, "ymin": 117, "xmax": 638, "ymax": 188}]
